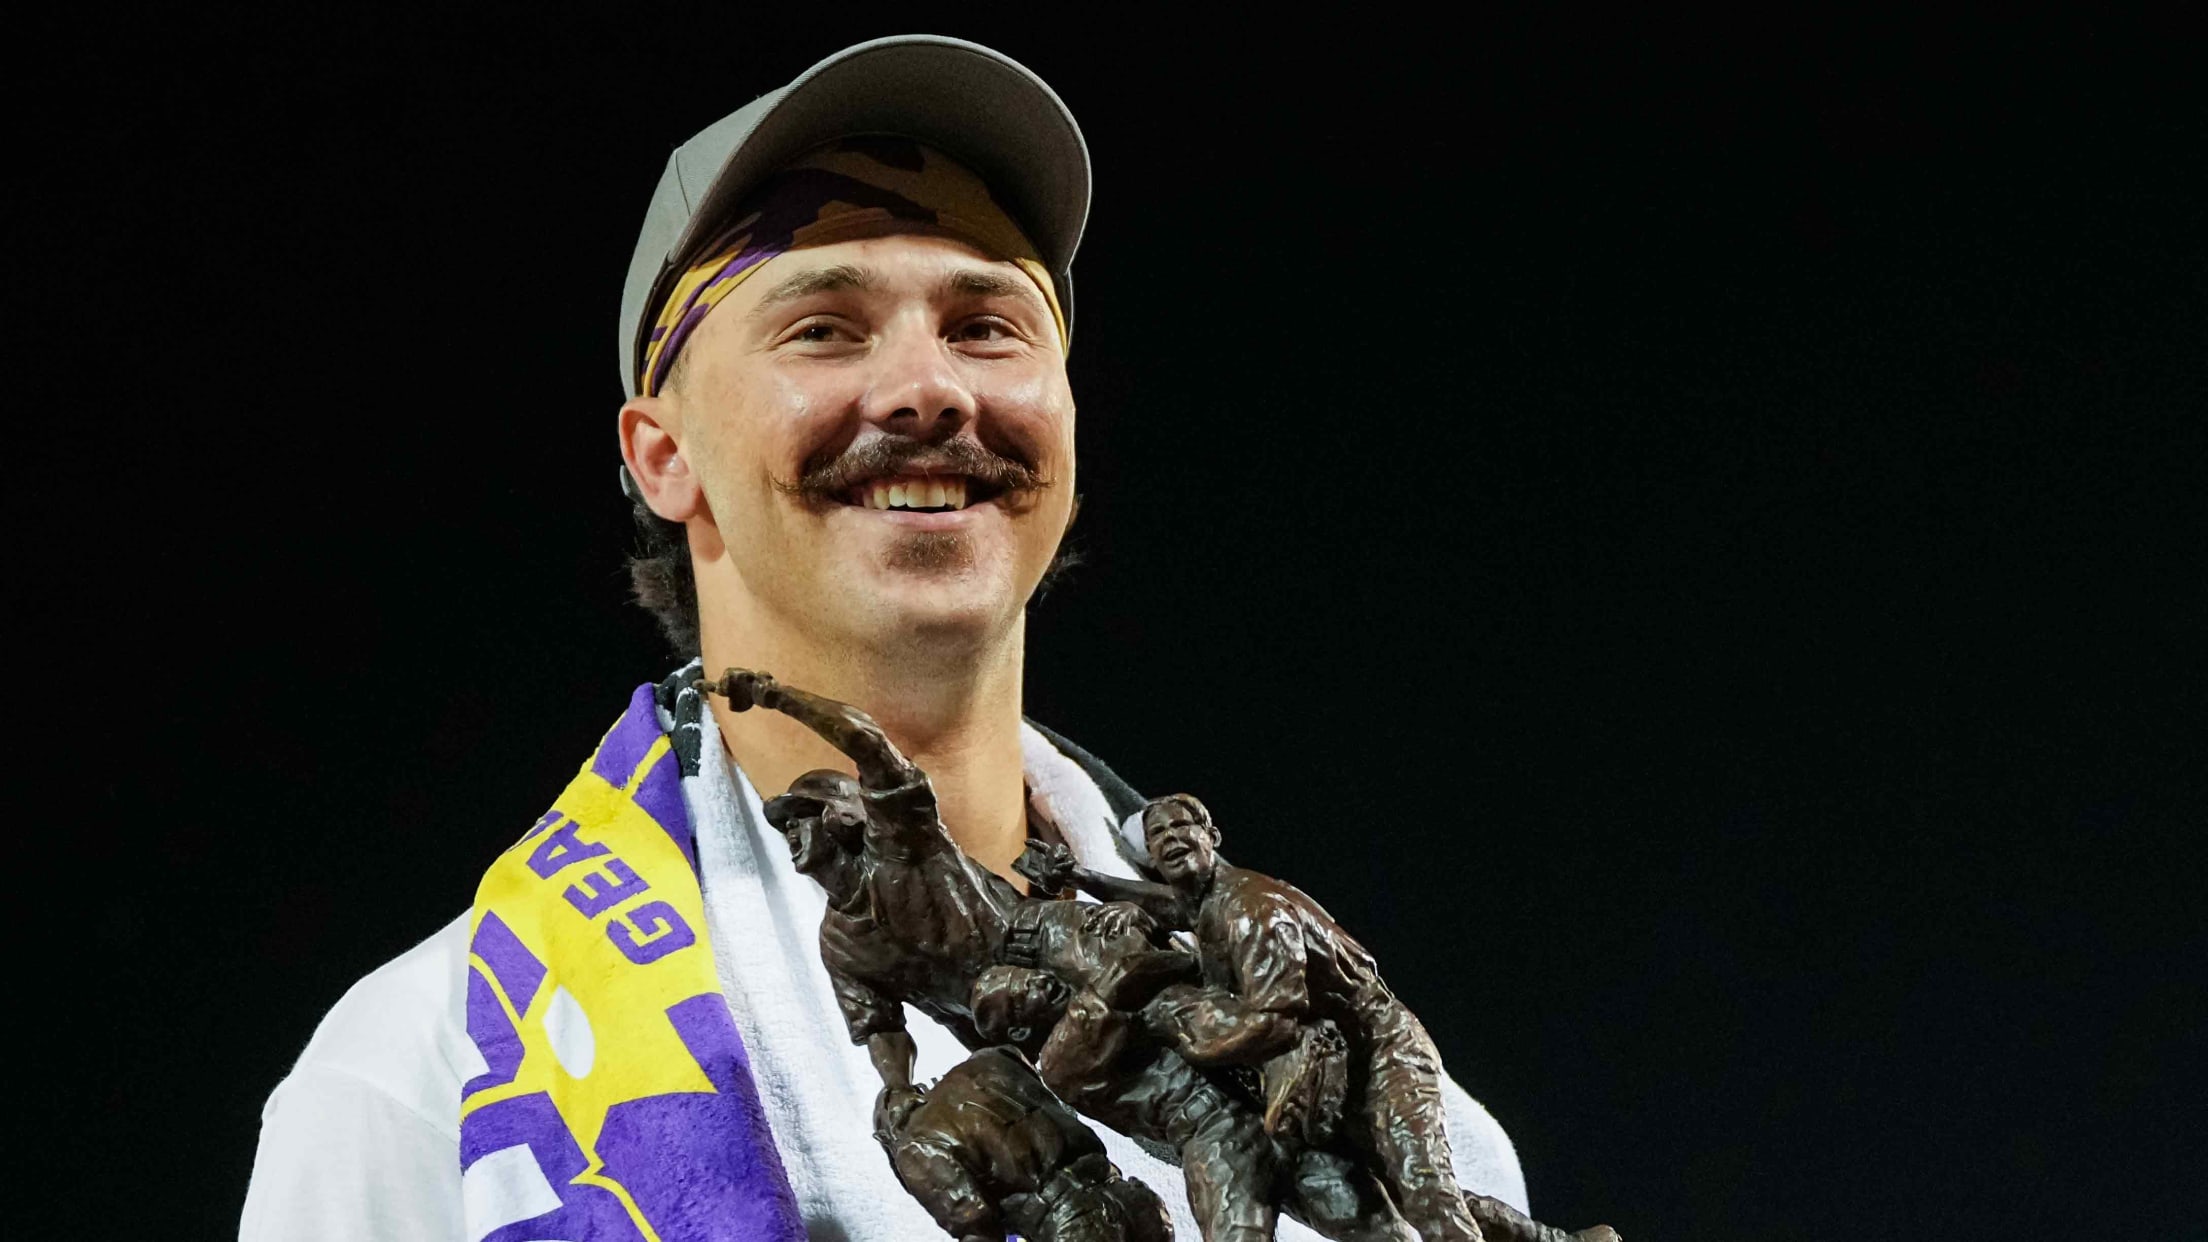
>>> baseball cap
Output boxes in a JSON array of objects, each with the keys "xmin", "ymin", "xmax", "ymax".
[{"xmin": 617, "ymin": 35, "xmax": 1091, "ymax": 399}]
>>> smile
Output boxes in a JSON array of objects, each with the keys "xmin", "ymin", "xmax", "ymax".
[{"xmin": 843, "ymin": 472, "xmax": 998, "ymax": 513}]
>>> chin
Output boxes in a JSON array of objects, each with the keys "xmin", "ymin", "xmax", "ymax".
[
  {"xmin": 882, "ymin": 592, "xmax": 1018, "ymax": 654},
  {"xmin": 848, "ymin": 547, "xmax": 1032, "ymax": 648}
]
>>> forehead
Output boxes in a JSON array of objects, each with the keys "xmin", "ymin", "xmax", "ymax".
[
  {"xmin": 1145, "ymin": 806, "xmax": 1200, "ymax": 831},
  {"xmin": 726, "ymin": 226, "xmax": 1044, "ymax": 315}
]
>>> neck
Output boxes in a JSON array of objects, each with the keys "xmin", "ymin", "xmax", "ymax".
[
  {"xmin": 1174, "ymin": 857, "xmax": 1227, "ymax": 906},
  {"xmin": 1173, "ymin": 866, "xmax": 1216, "ymax": 907},
  {"xmin": 695, "ymin": 573, "xmax": 1034, "ymax": 884}
]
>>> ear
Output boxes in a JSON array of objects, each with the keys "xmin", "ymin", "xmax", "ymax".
[{"xmin": 619, "ymin": 396, "xmax": 703, "ymax": 522}]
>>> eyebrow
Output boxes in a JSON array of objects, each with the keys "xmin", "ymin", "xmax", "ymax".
[
  {"xmin": 944, "ymin": 268, "xmax": 1042, "ymax": 303},
  {"xmin": 743, "ymin": 260, "xmax": 1047, "ymax": 320},
  {"xmin": 746, "ymin": 263, "xmax": 879, "ymax": 317}
]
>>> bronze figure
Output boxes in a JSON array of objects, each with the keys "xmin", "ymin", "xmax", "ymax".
[
  {"xmin": 706, "ymin": 669, "xmax": 1620, "ymax": 1242},
  {"xmin": 712, "ymin": 667, "xmax": 1017, "ymax": 1099},
  {"xmin": 878, "ymin": 1045, "xmax": 1173, "ymax": 1242},
  {"xmin": 1020, "ymin": 795, "xmax": 1481, "ymax": 1241},
  {"xmin": 709, "ymin": 668, "xmax": 1192, "ymax": 1089},
  {"xmin": 976, "ymin": 967, "xmax": 1416, "ymax": 1242}
]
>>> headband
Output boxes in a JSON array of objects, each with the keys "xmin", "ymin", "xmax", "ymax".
[{"xmin": 638, "ymin": 137, "xmax": 1067, "ymax": 396}]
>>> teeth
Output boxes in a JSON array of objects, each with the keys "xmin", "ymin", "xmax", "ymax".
[{"xmin": 858, "ymin": 475, "xmax": 974, "ymax": 511}]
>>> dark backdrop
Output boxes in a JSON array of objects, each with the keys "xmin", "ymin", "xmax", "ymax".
[{"xmin": 24, "ymin": 10, "xmax": 2203, "ymax": 1238}]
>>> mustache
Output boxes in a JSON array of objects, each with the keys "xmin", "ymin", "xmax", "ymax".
[{"xmin": 777, "ymin": 437, "xmax": 1050, "ymax": 501}]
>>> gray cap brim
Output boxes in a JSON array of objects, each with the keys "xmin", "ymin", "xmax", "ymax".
[{"xmin": 618, "ymin": 35, "xmax": 1090, "ymax": 398}]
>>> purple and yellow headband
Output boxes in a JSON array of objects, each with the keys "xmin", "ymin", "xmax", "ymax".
[{"xmin": 639, "ymin": 137, "xmax": 1068, "ymax": 397}]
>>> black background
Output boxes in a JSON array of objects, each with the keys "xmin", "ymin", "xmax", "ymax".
[{"xmin": 24, "ymin": 9, "xmax": 2203, "ymax": 1238}]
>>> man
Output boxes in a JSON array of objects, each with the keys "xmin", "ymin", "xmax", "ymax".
[
  {"xmin": 1032, "ymin": 795, "xmax": 1485, "ymax": 1241},
  {"xmin": 240, "ymin": 35, "xmax": 1525, "ymax": 1241},
  {"xmin": 877, "ymin": 1045, "xmax": 1173, "ymax": 1242}
]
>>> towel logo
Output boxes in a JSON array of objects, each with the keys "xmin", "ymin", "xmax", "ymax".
[{"xmin": 523, "ymin": 811, "xmax": 695, "ymax": 965}]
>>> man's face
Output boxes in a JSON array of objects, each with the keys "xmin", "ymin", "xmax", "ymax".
[
  {"xmin": 974, "ymin": 966, "xmax": 1070, "ymax": 1046},
  {"xmin": 776, "ymin": 812, "xmax": 863, "ymax": 910},
  {"xmin": 656, "ymin": 226, "xmax": 1076, "ymax": 658},
  {"xmin": 1144, "ymin": 804, "xmax": 1218, "ymax": 885},
  {"xmin": 781, "ymin": 807, "xmax": 850, "ymax": 873},
  {"xmin": 766, "ymin": 772, "xmax": 867, "ymax": 902}
]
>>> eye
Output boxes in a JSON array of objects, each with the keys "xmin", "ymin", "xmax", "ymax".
[
  {"xmin": 779, "ymin": 317, "xmax": 859, "ymax": 349},
  {"xmin": 789, "ymin": 319, "xmax": 857, "ymax": 344},
  {"xmin": 950, "ymin": 317, "xmax": 1017, "ymax": 344}
]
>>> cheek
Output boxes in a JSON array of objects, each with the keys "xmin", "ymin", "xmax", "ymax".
[
  {"xmin": 678, "ymin": 401, "xmax": 758, "ymax": 507},
  {"xmin": 978, "ymin": 369, "xmax": 1076, "ymax": 473},
  {"xmin": 760, "ymin": 369, "xmax": 859, "ymax": 467},
  {"xmin": 998, "ymin": 380, "xmax": 1078, "ymax": 563},
  {"xmin": 690, "ymin": 368, "xmax": 842, "ymax": 489}
]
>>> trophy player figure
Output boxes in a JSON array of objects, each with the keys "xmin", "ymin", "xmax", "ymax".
[
  {"xmin": 705, "ymin": 668, "xmax": 1190, "ymax": 1083},
  {"xmin": 877, "ymin": 1045, "xmax": 1173, "ymax": 1242},
  {"xmin": 973, "ymin": 965, "xmax": 1418, "ymax": 1242},
  {"xmin": 1023, "ymin": 795, "xmax": 1488, "ymax": 1242}
]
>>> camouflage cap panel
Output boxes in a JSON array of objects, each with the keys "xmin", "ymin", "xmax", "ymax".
[{"xmin": 640, "ymin": 137, "xmax": 1068, "ymax": 396}]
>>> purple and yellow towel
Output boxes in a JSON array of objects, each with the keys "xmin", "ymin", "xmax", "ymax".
[{"xmin": 459, "ymin": 685, "xmax": 804, "ymax": 1241}]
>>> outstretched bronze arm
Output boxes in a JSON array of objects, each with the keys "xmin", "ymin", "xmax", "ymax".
[
  {"xmin": 1013, "ymin": 840, "xmax": 1192, "ymax": 929},
  {"xmin": 867, "ymin": 1029, "xmax": 919, "ymax": 1092},
  {"xmin": 1143, "ymin": 983, "xmax": 1300, "ymax": 1067},
  {"xmin": 700, "ymin": 668, "xmax": 919, "ymax": 792}
]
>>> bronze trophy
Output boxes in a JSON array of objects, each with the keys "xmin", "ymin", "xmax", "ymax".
[{"xmin": 703, "ymin": 668, "xmax": 1617, "ymax": 1242}]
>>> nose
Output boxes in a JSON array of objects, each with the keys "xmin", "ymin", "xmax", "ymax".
[{"xmin": 859, "ymin": 321, "xmax": 976, "ymax": 443}]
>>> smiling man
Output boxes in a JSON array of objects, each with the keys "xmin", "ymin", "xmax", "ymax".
[
  {"xmin": 240, "ymin": 35, "xmax": 1526, "ymax": 1242},
  {"xmin": 623, "ymin": 134, "xmax": 1078, "ymax": 886}
]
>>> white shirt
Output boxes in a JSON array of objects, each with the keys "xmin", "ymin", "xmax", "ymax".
[{"xmin": 241, "ymin": 710, "xmax": 1527, "ymax": 1239}]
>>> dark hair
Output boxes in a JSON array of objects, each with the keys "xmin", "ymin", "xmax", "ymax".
[
  {"xmin": 627, "ymin": 499, "xmax": 701, "ymax": 655},
  {"xmin": 1142, "ymin": 793, "xmax": 1215, "ymax": 836}
]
